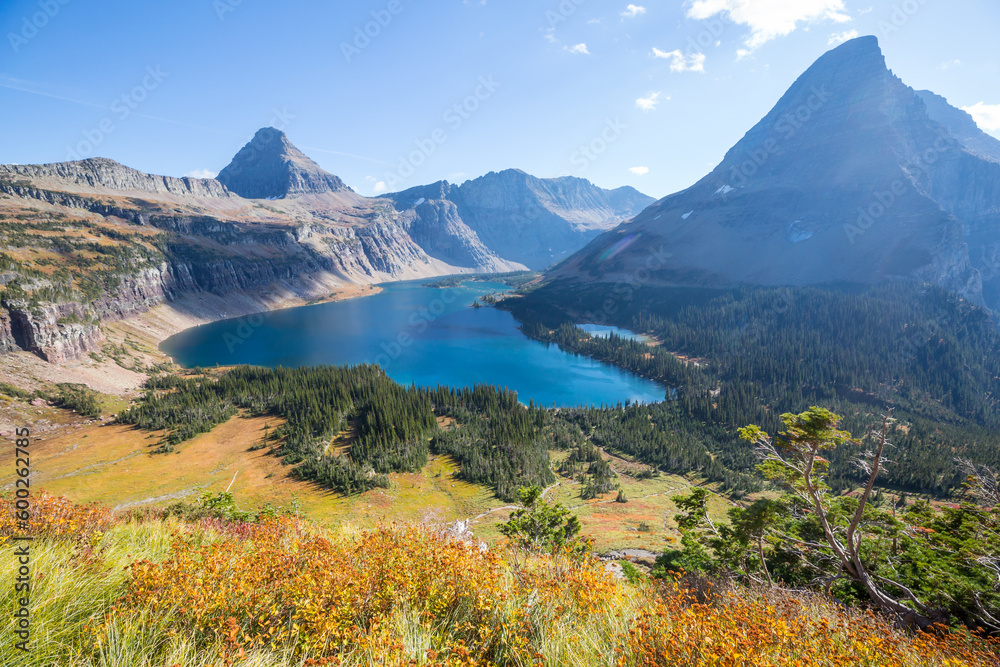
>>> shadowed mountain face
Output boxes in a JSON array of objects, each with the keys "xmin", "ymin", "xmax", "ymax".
[
  {"xmin": 916, "ymin": 90, "xmax": 1000, "ymax": 164},
  {"xmin": 556, "ymin": 36, "xmax": 1000, "ymax": 310},
  {"xmin": 385, "ymin": 170, "xmax": 654, "ymax": 270},
  {"xmin": 216, "ymin": 127, "xmax": 349, "ymax": 199}
]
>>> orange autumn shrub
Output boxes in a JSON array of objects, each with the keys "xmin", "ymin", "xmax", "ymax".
[
  {"xmin": 104, "ymin": 518, "xmax": 620, "ymax": 665},
  {"xmin": 8, "ymin": 493, "xmax": 997, "ymax": 666},
  {"xmin": 0, "ymin": 491, "xmax": 113, "ymax": 544},
  {"xmin": 621, "ymin": 581, "xmax": 999, "ymax": 667}
]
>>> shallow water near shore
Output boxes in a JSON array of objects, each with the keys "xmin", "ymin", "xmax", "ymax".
[{"xmin": 161, "ymin": 279, "xmax": 666, "ymax": 407}]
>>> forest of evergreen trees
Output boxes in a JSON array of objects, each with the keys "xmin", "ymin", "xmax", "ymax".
[
  {"xmin": 116, "ymin": 279, "xmax": 1000, "ymax": 502},
  {"xmin": 118, "ymin": 364, "xmax": 758, "ymax": 500},
  {"xmin": 500, "ymin": 281, "xmax": 1000, "ymax": 496},
  {"xmin": 120, "ymin": 367, "xmax": 589, "ymax": 500}
]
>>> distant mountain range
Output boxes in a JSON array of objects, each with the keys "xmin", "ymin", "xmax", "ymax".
[
  {"xmin": 6, "ymin": 34, "xmax": 1000, "ymax": 365},
  {"xmin": 384, "ymin": 171, "xmax": 652, "ymax": 270},
  {"xmin": 0, "ymin": 130, "xmax": 650, "ymax": 362},
  {"xmin": 554, "ymin": 36, "xmax": 1000, "ymax": 311}
]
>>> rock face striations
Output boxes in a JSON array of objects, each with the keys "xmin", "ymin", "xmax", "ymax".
[
  {"xmin": 216, "ymin": 127, "xmax": 350, "ymax": 199},
  {"xmin": 0, "ymin": 158, "xmax": 232, "ymax": 198},
  {"xmin": 555, "ymin": 36, "xmax": 1000, "ymax": 310},
  {"xmin": 385, "ymin": 170, "xmax": 654, "ymax": 270},
  {"xmin": 1, "ymin": 129, "xmax": 649, "ymax": 362}
]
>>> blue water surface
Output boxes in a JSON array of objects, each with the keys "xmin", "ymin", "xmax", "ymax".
[{"xmin": 161, "ymin": 279, "xmax": 666, "ymax": 407}]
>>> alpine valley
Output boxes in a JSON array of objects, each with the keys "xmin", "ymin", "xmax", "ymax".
[
  {"xmin": 0, "ymin": 126, "xmax": 650, "ymax": 368},
  {"xmin": 4, "ymin": 31, "xmax": 1000, "ymax": 663}
]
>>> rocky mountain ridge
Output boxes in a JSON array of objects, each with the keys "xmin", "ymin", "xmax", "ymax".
[
  {"xmin": 385, "ymin": 170, "xmax": 653, "ymax": 270},
  {"xmin": 554, "ymin": 36, "xmax": 1000, "ymax": 311},
  {"xmin": 0, "ymin": 157, "xmax": 232, "ymax": 198},
  {"xmin": 0, "ymin": 133, "xmax": 647, "ymax": 363}
]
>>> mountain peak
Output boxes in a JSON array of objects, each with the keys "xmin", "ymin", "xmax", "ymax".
[
  {"xmin": 216, "ymin": 127, "xmax": 347, "ymax": 199},
  {"xmin": 558, "ymin": 35, "xmax": 990, "ymax": 307}
]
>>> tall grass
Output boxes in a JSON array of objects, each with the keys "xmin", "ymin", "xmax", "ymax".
[{"xmin": 1, "ymin": 494, "xmax": 996, "ymax": 666}]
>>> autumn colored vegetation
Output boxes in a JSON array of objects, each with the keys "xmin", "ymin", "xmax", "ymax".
[{"xmin": 2, "ymin": 492, "xmax": 997, "ymax": 666}]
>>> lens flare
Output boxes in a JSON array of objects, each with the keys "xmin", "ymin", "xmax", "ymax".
[{"xmin": 597, "ymin": 232, "xmax": 640, "ymax": 262}]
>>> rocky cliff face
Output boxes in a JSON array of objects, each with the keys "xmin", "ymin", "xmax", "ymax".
[
  {"xmin": 0, "ymin": 158, "xmax": 231, "ymax": 198},
  {"xmin": 0, "ymin": 307, "xmax": 20, "ymax": 355},
  {"xmin": 556, "ymin": 36, "xmax": 996, "ymax": 309},
  {"xmin": 916, "ymin": 90, "xmax": 1000, "ymax": 164},
  {"xmin": 216, "ymin": 127, "xmax": 349, "ymax": 199},
  {"xmin": 1, "ymin": 127, "xmax": 650, "ymax": 363},
  {"xmin": 386, "ymin": 170, "xmax": 654, "ymax": 270},
  {"xmin": 385, "ymin": 181, "xmax": 526, "ymax": 272},
  {"xmin": 2, "ymin": 300, "xmax": 100, "ymax": 364}
]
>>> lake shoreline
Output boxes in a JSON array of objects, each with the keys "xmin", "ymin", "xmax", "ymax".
[
  {"xmin": 0, "ymin": 281, "xmax": 386, "ymax": 400},
  {"xmin": 161, "ymin": 279, "xmax": 667, "ymax": 408}
]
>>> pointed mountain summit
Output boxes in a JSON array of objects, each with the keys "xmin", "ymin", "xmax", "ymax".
[
  {"xmin": 216, "ymin": 127, "xmax": 348, "ymax": 199},
  {"xmin": 557, "ymin": 35, "xmax": 1000, "ymax": 308}
]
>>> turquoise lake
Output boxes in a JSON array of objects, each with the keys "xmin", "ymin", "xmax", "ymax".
[{"xmin": 160, "ymin": 279, "xmax": 667, "ymax": 407}]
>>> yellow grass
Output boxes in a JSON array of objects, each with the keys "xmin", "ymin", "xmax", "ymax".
[
  {"xmin": 1, "ymin": 495, "xmax": 995, "ymax": 667},
  {"xmin": 4, "ymin": 413, "xmax": 729, "ymax": 551}
]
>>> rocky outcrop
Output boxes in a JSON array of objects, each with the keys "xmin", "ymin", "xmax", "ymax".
[
  {"xmin": 385, "ymin": 181, "xmax": 526, "ymax": 272},
  {"xmin": 0, "ymin": 307, "xmax": 19, "ymax": 355},
  {"xmin": 2, "ymin": 300, "xmax": 101, "ymax": 364},
  {"xmin": 0, "ymin": 158, "xmax": 231, "ymax": 197},
  {"xmin": 216, "ymin": 127, "xmax": 349, "ymax": 199},
  {"xmin": 556, "ymin": 36, "xmax": 993, "ymax": 308},
  {"xmin": 0, "ymin": 181, "xmax": 153, "ymax": 224}
]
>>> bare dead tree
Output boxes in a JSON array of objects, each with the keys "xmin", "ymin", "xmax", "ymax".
[{"xmin": 957, "ymin": 458, "xmax": 1000, "ymax": 508}]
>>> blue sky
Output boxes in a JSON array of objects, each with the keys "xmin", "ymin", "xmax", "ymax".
[{"xmin": 1, "ymin": 0, "xmax": 998, "ymax": 199}]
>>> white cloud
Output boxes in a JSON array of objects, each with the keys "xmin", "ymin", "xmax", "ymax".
[
  {"xmin": 652, "ymin": 48, "xmax": 706, "ymax": 73},
  {"xmin": 635, "ymin": 91, "xmax": 664, "ymax": 112},
  {"xmin": 937, "ymin": 59, "xmax": 961, "ymax": 70},
  {"xmin": 566, "ymin": 43, "xmax": 590, "ymax": 55},
  {"xmin": 372, "ymin": 181, "xmax": 389, "ymax": 194},
  {"xmin": 828, "ymin": 29, "xmax": 858, "ymax": 45},
  {"xmin": 688, "ymin": 0, "xmax": 851, "ymax": 54},
  {"xmin": 621, "ymin": 4, "xmax": 646, "ymax": 18},
  {"xmin": 184, "ymin": 169, "xmax": 217, "ymax": 179},
  {"xmin": 962, "ymin": 102, "xmax": 1000, "ymax": 132},
  {"xmin": 629, "ymin": 166, "xmax": 649, "ymax": 175}
]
